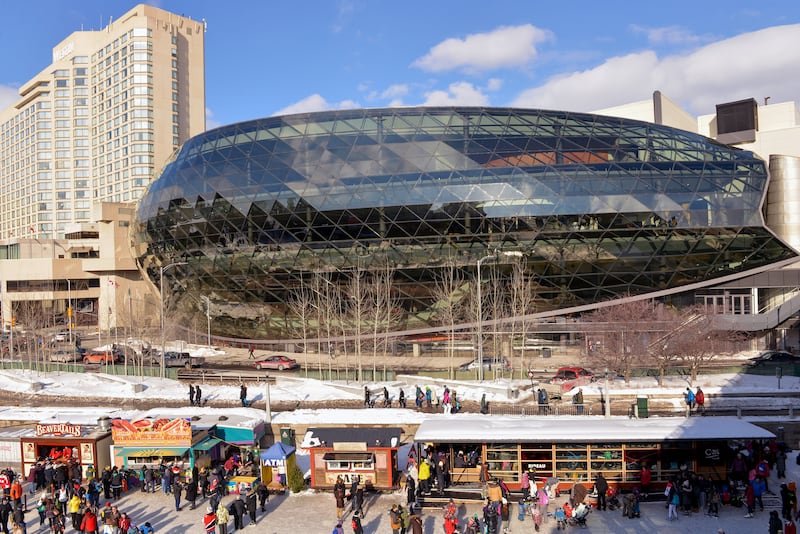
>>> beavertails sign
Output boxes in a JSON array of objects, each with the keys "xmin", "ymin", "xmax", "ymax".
[
  {"xmin": 35, "ymin": 423, "xmax": 82, "ymax": 437},
  {"xmin": 111, "ymin": 418, "xmax": 192, "ymax": 447}
]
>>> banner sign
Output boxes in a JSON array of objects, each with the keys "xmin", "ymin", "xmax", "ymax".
[
  {"xmin": 111, "ymin": 418, "xmax": 192, "ymax": 446},
  {"xmin": 36, "ymin": 423, "xmax": 82, "ymax": 437}
]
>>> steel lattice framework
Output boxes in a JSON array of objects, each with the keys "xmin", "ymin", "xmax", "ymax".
[{"xmin": 132, "ymin": 107, "xmax": 795, "ymax": 337}]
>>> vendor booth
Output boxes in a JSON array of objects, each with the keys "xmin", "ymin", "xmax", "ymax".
[
  {"xmin": 21, "ymin": 421, "xmax": 112, "ymax": 480},
  {"xmin": 305, "ymin": 427, "xmax": 402, "ymax": 490},
  {"xmin": 112, "ymin": 416, "xmax": 197, "ymax": 470},
  {"xmin": 259, "ymin": 442, "xmax": 296, "ymax": 492}
]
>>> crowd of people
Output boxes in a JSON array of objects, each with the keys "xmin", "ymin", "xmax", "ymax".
[{"xmin": 14, "ymin": 447, "xmax": 275, "ymax": 534}]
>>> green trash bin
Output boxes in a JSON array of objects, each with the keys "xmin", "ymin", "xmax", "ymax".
[
  {"xmin": 636, "ymin": 395, "xmax": 649, "ymax": 418},
  {"xmin": 280, "ymin": 427, "xmax": 295, "ymax": 446}
]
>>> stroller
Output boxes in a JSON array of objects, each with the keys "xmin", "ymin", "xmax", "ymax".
[
  {"xmin": 606, "ymin": 487, "xmax": 621, "ymax": 511},
  {"xmin": 567, "ymin": 502, "xmax": 591, "ymax": 528}
]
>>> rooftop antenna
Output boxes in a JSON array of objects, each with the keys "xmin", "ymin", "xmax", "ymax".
[{"xmin": 764, "ymin": 97, "xmax": 771, "ymax": 105}]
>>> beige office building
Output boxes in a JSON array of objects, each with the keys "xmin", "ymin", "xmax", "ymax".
[
  {"xmin": 0, "ymin": 4, "xmax": 204, "ymax": 336},
  {"xmin": 0, "ymin": 3, "xmax": 205, "ymax": 239}
]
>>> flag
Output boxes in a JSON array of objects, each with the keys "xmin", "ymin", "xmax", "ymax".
[{"xmin": 29, "ymin": 226, "xmax": 34, "ymax": 233}]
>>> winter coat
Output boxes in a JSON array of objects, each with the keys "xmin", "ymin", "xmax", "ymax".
[
  {"xmin": 410, "ymin": 514, "xmax": 423, "ymax": 534},
  {"xmin": 80, "ymin": 510, "xmax": 98, "ymax": 532},
  {"xmin": 333, "ymin": 481, "xmax": 346, "ymax": 508},
  {"xmin": 229, "ymin": 497, "xmax": 246, "ymax": 518},
  {"xmin": 185, "ymin": 480, "xmax": 198, "ymax": 502},
  {"xmin": 216, "ymin": 503, "xmax": 230, "ymax": 524}
]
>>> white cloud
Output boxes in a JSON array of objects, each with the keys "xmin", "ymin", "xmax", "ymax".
[
  {"xmin": 486, "ymin": 78, "xmax": 503, "ymax": 91},
  {"xmin": 205, "ymin": 107, "xmax": 221, "ymax": 131},
  {"xmin": 629, "ymin": 24, "xmax": 713, "ymax": 45},
  {"xmin": 380, "ymin": 84, "xmax": 409, "ymax": 99},
  {"xmin": 422, "ymin": 82, "xmax": 490, "ymax": 106},
  {"xmin": 412, "ymin": 24, "xmax": 552, "ymax": 74},
  {"xmin": 511, "ymin": 24, "xmax": 800, "ymax": 115},
  {"xmin": 0, "ymin": 85, "xmax": 19, "ymax": 111},
  {"xmin": 273, "ymin": 94, "xmax": 361, "ymax": 116}
]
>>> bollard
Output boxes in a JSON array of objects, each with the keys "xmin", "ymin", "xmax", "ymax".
[{"xmin": 737, "ymin": 407, "xmax": 742, "ymax": 419}]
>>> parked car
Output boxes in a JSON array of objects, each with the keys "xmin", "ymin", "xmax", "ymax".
[
  {"xmin": 458, "ymin": 357, "xmax": 511, "ymax": 371},
  {"xmin": 157, "ymin": 351, "xmax": 205, "ymax": 368},
  {"xmin": 51, "ymin": 329, "xmax": 71, "ymax": 343},
  {"xmin": 49, "ymin": 350, "xmax": 82, "ymax": 363},
  {"xmin": 83, "ymin": 350, "xmax": 122, "ymax": 365},
  {"xmin": 253, "ymin": 355, "xmax": 300, "ymax": 371},
  {"xmin": 748, "ymin": 350, "xmax": 800, "ymax": 366},
  {"xmin": 549, "ymin": 366, "xmax": 594, "ymax": 383}
]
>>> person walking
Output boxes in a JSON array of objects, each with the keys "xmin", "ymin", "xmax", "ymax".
[
  {"xmin": 695, "ymin": 387, "xmax": 705, "ymax": 414},
  {"xmin": 248, "ymin": 345, "xmax": 255, "ymax": 359},
  {"xmin": 398, "ymin": 389, "xmax": 406, "ymax": 408},
  {"xmin": 351, "ymin": 511, "xmax": 364, "ymax": 534},
  {"xmin": 333, "ymin": 476, "xmax": 346, "ymax": 519},
  {"xmin": 573, "ymin": 388, "xmax": 584, "ymax": 415},
  {"xmin": 188, "ymin": 384, "xmax": 195, "ymax": 405},
  {"xmin": 245, "ymin": 489, "xmax": 257, "ymax": 526},
  {"xmin": 194, "ymin": 385, "xmax": 202, "ymax": 406},
  {"xmin": 216, "ymin": 501, "xmax": 229, "ymax": 534},
  {"xmin": 185, "ymin": 476, "xmax": 198, "ymax": 510},
  {"xmin": 203, "ymin": 506, "xmax": 217, "ymax": 534},
  {"xmin": 594, "ymin": 472, "xmax": 608, "ymax": 511},
  {"xmin": 364, "ymin": 386, "xmax": 371, "ymax": 408},
  {"xmin": 172, "ymin": 477, "xmax": 183, "ymax": 511},
  {"xmin": 239, "ymin": 384, "xmax": 248, "ymax": 407},
  {"xmin": 684, "ymin": 387, "xmax": 696, "ymax": 415},
  {"xmin": 256, "ymin": 480, "xmax": 269, "ymax": 512},
  {"xmin": 537, "ymin": 388, "xmax": 549, "ymax": 415},
  {"xmin": 229, "ymin": 495, "xmax": 245, "ymax": 531}
]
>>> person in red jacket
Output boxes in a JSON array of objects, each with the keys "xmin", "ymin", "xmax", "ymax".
[
  {"xmin": 695, "ymin": 387, "xmax": 705, "ymax": 414},
  {"xmin": 203, "ymin": 506, "xmax": 217, "ymax": 533},
  {"xmin": 8, "ymin": 479, "xmax": 21, "ymax": 509},
  {"xmin": 80, "ymin": 507, "xmax": 98, "ymax": 534}
]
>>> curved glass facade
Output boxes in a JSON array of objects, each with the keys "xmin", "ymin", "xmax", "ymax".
[{"xmin": 132, "ymin": 107, "xmax": 795, "ymax": 337}]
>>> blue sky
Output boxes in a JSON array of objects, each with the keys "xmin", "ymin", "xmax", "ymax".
[{"xmin": 1, "ymin": 1, "xmax": 798, "ymax": 130}]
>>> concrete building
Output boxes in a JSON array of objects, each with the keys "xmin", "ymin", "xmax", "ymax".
[
  {"xmin": 0, "ymin": 3, "xmax": 205, "ymax": 239},
  {"xmin": 0, "ymin": 202, "xmax": 157, "ymax": 336},
  {"xmin": 0, "ymin": 4, "xmax": 205, "ymax": 337}
]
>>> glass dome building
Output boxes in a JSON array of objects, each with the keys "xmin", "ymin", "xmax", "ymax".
[{"xmin": 132, "ymin": 107, "xmax": 795, "ymax": 338}]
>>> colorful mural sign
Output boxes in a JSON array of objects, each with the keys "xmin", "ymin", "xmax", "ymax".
[{"xmin": 111, "ymin": 418, "xmax": 191, "ymax": 447}]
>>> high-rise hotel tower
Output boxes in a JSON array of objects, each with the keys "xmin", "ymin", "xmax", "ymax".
[{"xmin": 0, "ymin": 4, "xmax": 205, "ymax": 238}]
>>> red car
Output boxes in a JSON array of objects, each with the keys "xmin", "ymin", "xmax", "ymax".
[
  {"xmin": 549, "ymin": 366, "xmax": 594, "ymax": 384},
  {"xmin": 83, "ymin": 350, "xmax": 121, "ymax": 365},
  {"xmin": 253, "ymin": 355, "xmax": 300, "ymax": 371}
]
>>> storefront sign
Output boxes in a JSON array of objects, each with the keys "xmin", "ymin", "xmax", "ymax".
[
  {"xmin": 262, "ymin": 458, "xmax": 285, "ymax": 467},
  {"xmin": 36, "ymin": 423, "xmax": 82, "ymax": 437},
  {"xmin": 111, "ymin": 418, "xmax": 191, "ymax": 447}
]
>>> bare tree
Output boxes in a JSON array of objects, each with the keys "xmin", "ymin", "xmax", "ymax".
[
  {"xmin": 431, "ymin": 260, "xmax": 467, "ymax": 379},
  {"xmin": 286, "ymin": 279, "xmax": 315, "ymax": 378},
  {"xmin": 508, "ymin": 262, "xmax": 537, "ymax": 378},
  {"xmin": 585, "ymin": 298, "xmax": 664, "ymax": 384},
  {"xmin": 673, "ymin": 306, "xmax": 746, "ymax": 383}
]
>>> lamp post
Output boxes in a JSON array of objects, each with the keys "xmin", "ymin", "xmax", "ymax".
[
  {"xmin": 200, "ymin": 295, "xmax": 211, "ymax": 347},
  {"xmin": 476, "ymin": 254, "xmax": 496, "ymax": 382},
  {"xmin": 476, "ymin": 251, "xmax": 523, "ymax": 381},
  {"xmin": 160, "ymin": 262, "xmax": 187, "ymax": 378},
  {"xmin": 66, "ymin": 279, "xmax": 72, "ymax": 346}
]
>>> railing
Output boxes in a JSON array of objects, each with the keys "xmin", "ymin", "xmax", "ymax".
[{"xmin": 489, "ymin": 404, "xmax": 592, "ymax": 416}]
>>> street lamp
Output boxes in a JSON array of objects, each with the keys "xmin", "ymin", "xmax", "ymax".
[
  {"xmin": 200, "ymin": 295, "xmax": 212, "ymax": 347},
  {"xmin": 66, "ymin": 279, "xmax": 72, "ymax": 346},
  {"xmin": 160, "ymin": 262, "xmax": 187, "ymax": 378},
  {"xmin": 476, "ymin": 251, "xmax": 523, "ymax": 381}
]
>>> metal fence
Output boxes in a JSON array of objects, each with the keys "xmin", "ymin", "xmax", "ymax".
[{"xmin": 489, "ymin": 403, "xmax": 593, "ymax": 416}]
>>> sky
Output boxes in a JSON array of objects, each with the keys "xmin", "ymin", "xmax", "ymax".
[{"xmin": 0, "ymin": 1, "xmax": 798, "ymax": 131}]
